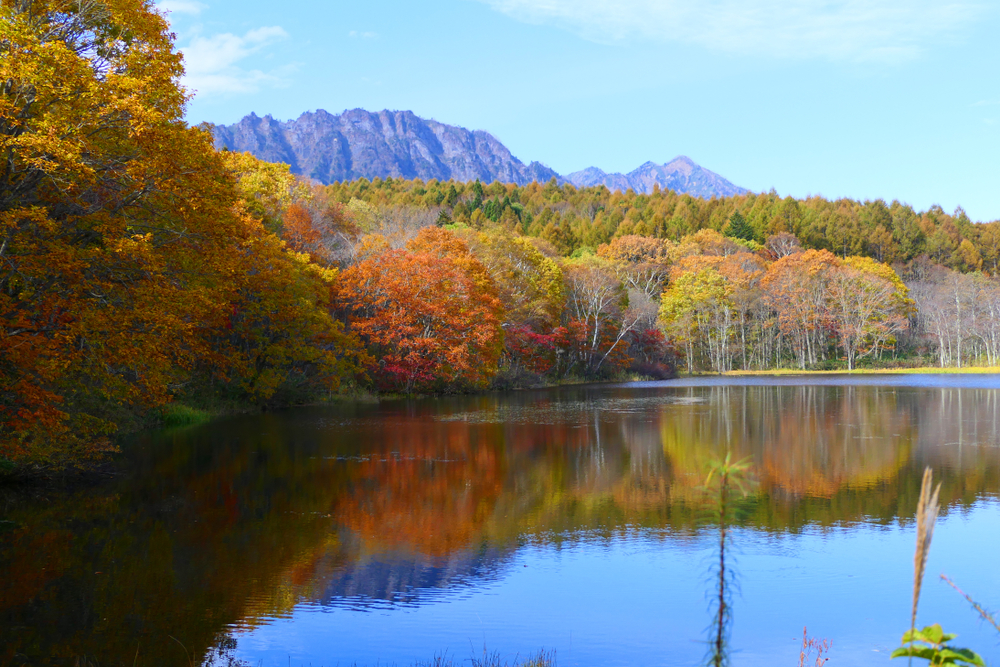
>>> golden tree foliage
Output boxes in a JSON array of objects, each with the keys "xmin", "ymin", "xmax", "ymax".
[
  {"xmin": 597, "ymin": 235, "xmax": 673, "ymax": 300},
  {"xmin": 0, "ymin": 0, "xmax": 362, "ymax": 465},
  {"xmin": 1, "ymin": 0, "xmax": 202, "ymax": 462},
  {"xmin": 457, "ymin": 225, "xmax": 564, "ymax": 327},
  {"xmin": 659, "ymin": 268, "xmax": 733, "ymax": 372}
]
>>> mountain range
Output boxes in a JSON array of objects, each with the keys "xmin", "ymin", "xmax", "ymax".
[{"xmin": 211, "ymin": 109, "xmax": 747, "ymax": 198}]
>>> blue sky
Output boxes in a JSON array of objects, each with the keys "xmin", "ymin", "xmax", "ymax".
[{"xmin": 160, "ymin": 0, "xmax": 1000, "ymax": 222}]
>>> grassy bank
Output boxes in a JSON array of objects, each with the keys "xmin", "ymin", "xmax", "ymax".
[{"xmin": 724, "ymin": 366, "xmax": 1000, "ymax": 376}]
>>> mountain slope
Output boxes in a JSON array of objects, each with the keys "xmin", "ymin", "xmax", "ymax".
[
  {"xmin": 566, "ymin": 157, "xmax": 746, "ymax": 198},
  {"xmin": 212, "ymin": 109, "xmax": 746, "ymax": 197},
  {"xmin": 212, "ymin": 109, "xmax": 560, "ymax": 186}
]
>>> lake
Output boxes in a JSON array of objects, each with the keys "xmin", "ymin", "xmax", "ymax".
[{"xmin": 2, "ymin": 375, "xmax": 999, "ymax": 666}]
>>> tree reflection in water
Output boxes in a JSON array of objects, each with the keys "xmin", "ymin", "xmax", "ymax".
[{"xmin": 1, "ymin": 382, "xmax": 998, "ymax": 665}]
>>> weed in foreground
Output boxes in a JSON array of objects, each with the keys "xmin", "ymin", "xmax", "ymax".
[
  {"xmin": 890, "ymin": 467, "xmax": 987, "ymax": 667},
  {"xmin": 798, "ymin": 627, "xmax": 831, "ymax": 667}
]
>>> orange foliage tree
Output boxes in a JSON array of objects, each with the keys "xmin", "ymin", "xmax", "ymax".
[
  {"xmin": 0, "ymin": 0, "xmax": 363, "ymax": 465},
  {"xmin": 280, "ymin": 190, "xmax": 358, "ymax": 267},
  {"xmin": 760, "ymin": 250, "xmax": 842, "ymax": 369},
  {"xmin": 337, "ymin": 228, "xmax": 504, "ymax": 393},
  {"xmin": 0, "ymin": 0, "xmax": 214, "ymax": 463}
]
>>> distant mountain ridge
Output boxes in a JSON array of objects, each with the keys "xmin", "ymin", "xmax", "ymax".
[
  {"xmin": 566, "ymin": 158, "xmax": 747, "ymax": 199},
  {"xmin": 212, "ymin": 109, "xmax": 747, "ymax": 197}
]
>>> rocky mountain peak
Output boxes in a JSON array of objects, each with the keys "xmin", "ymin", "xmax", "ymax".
[{"xmin": 212, "ymin": 109, "xmax": 746, "ymax": 197}]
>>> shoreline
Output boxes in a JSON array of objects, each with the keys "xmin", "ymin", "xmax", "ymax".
[
  {"xmin": 721, "ymin": 366, "xmax": 1000, "ymax": 376},
  {"xmin": 6, "ymin": 367, "xmax": 998, "ymax": 483}
]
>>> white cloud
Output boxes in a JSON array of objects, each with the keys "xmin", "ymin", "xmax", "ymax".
[
  {"xmin": 475, "ymin": 0, "xmax": 984, "ymax": 62},
  {"xmin": 349, "ymin": 30, "xmax": 378, "ymax": 38},
  {"xmin": 179, "ymin": 26, "xmax": 291, "ymax": 96},
  {"xmin": 156, "ymin": 0, "xmax": 206, "ymax": 16}
]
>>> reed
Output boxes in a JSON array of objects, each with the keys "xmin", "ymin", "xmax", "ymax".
[
  {"xmin": 890, "ymin": 470, "xmax": 988, "ymax": 666},
  {"xmin": 910, "ymin": 467, "xmax": 941, "ymax": 656}
]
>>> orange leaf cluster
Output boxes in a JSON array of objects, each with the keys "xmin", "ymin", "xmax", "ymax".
[{"xmin": 337, "ymin": 228, "xmax": 504, "ymax": 393}]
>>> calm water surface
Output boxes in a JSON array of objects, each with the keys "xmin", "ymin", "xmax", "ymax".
[{"xmin": 3, "ymin": 376, "xmax": 1000, "ymax": 666}]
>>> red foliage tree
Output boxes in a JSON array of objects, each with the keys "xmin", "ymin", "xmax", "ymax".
[{"xmin": 337, "ymin": 228, "xmax": 504, "ymax": 393}]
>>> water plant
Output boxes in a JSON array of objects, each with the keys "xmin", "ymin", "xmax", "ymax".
[
  {"xmin": 798, "ymin": 627, "xmax": 831, "ymax": 667},
  {"xmin": 910, "ymin": 466, "xmax": 942, "ymax": 639},
  {"xmin": 891, "ymin": 467, "xmax": 988, "ymax": 667},
  {"xmin": 415, "ymin": 649, "xmax": 555, "ymax": 667},
  {"xmin": 941, "ymin": 575, "xmax": 1000, "ymax": 634},
  {"xmin": 891, "ymin": 624, "xmax": 985, "ymax": 666},
  {"xmin": 159, "ymin": 404, "xmax": 212, "ymax": 428},
  {"xmin": 703, "ymin": 452, "xmax": 752, "ymax": 667}
]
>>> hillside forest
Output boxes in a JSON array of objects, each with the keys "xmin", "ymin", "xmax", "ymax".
[{"xmin": 3, "ymin": 0, "xmax": 1000, "ymax": 467}]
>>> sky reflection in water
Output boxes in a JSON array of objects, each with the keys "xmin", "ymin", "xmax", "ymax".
[{"xmin": 3, "ymin": 376, "xmax": 1000, "ymax": 666}]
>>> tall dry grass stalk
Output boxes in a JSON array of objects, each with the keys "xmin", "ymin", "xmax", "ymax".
[{"xmin": 910, "ymin": 467, "xmax": 942, "ymax": 639}]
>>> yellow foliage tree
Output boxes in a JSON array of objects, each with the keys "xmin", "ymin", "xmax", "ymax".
[{"xmin": 0, "ymin": 0, "xmax": 362, "ymax": 465}]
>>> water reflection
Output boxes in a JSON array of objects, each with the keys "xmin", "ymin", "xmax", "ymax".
[{"xmin": 2, "ymin": 379, "xmax": 999, "ymax": 666}]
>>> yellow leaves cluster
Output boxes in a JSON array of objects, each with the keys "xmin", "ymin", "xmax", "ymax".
[
  {"xmin": 659, "ymin": 235, "xmax": 912, "ymax": 370},
  {"xmin": 0, "ymin": 0, "xmax": 365, "ymax": 465},
  {"xmin": 456, "ymin": 226, "xmax": 565, "ymax": 327}
]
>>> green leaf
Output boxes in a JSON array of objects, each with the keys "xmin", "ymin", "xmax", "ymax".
[
  {"xmin": 891, "ymin": 646, "xmax": 939, "ymax": 661},
  {"xmin": 891, "ymin": 626, "xmax": 985, "ymax": 666},
  {"xmin": 938, "ymin": 648, "xmax": 986, "ymax": 667},
  {"xmin": 920, "ymin": 624, "xmax": 951, "ymax": 644}
]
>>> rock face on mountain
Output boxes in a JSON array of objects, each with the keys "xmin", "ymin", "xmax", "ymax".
[
  {"xmin": 212, "ymin": 109, "xmax": 561, "ymax": 186},
  {"xmin": 566, "ymin": 157, "xmax": 747, "ymax": 198},
  {"xmin": 212, "ymin": 109, "xmax": 747, "ymax": 197}
]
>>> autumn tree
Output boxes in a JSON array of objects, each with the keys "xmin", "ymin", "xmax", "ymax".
[
  {"xmin": 719, "ymin": 252, "xmax": 768, "ymax": 370},
  {"xmin": 0, "ymin": 0, "xmax": 364, "ymax": 465},
  {"xmin": 760, "ymin": 250, "xmax": 841, "ymax": 368},
  {"xmin": 337, "ymin": 228, "xmax": 504, "ymax": 393},
  {"xmin": 658, "ymin": 267, "xmax": 734, "ymax": 372},
  {"xmin": 764, "ymin": 232, "xmax": 802, "ymax": 259},
  {"xmin": 0, "ymin": 0, "xmax": 218, "ymax": 463},
  {"xmin": 280, "ymin": 188, "xmax": 358, "ymax": 267},
  {"xmin": 561, "ymin": 256, "xmax": 641, "ymax": 376},
  {"xmin": 827, "ymin": 258, "xmax": 911, "ymax": 369},
  {"xmin": 458, "ymin": 225, "xmax": 564, "ymax": 327},
  {"xmin": 597, "ymin": 235, "xmax": 674, "ymax": 301}
]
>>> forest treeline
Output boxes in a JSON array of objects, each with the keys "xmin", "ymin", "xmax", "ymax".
[
  {"xmin": 325, "ymin": 175, "xmax": 1000, "ymax": 272},
  {"xmin": 2, "ymin": 0, "xmax": 998, "ymax": 468},
  {"xmin": 319, "ymin": 175, "xmax": 1000, "ymax": 373}
]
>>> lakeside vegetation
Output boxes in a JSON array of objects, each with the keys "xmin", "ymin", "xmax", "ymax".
[
  {"xmin": 3, "ymin": 0, "xmax": 1000, "ymax": 473},
  {"xmin": 328, "ymin": 180, "xmax": 1000, "ymax": 375}
]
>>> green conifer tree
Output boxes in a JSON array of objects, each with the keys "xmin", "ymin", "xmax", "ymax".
[{"xmin": 725, "ymin": 211, "xmax": 755, "ymax": 241}]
